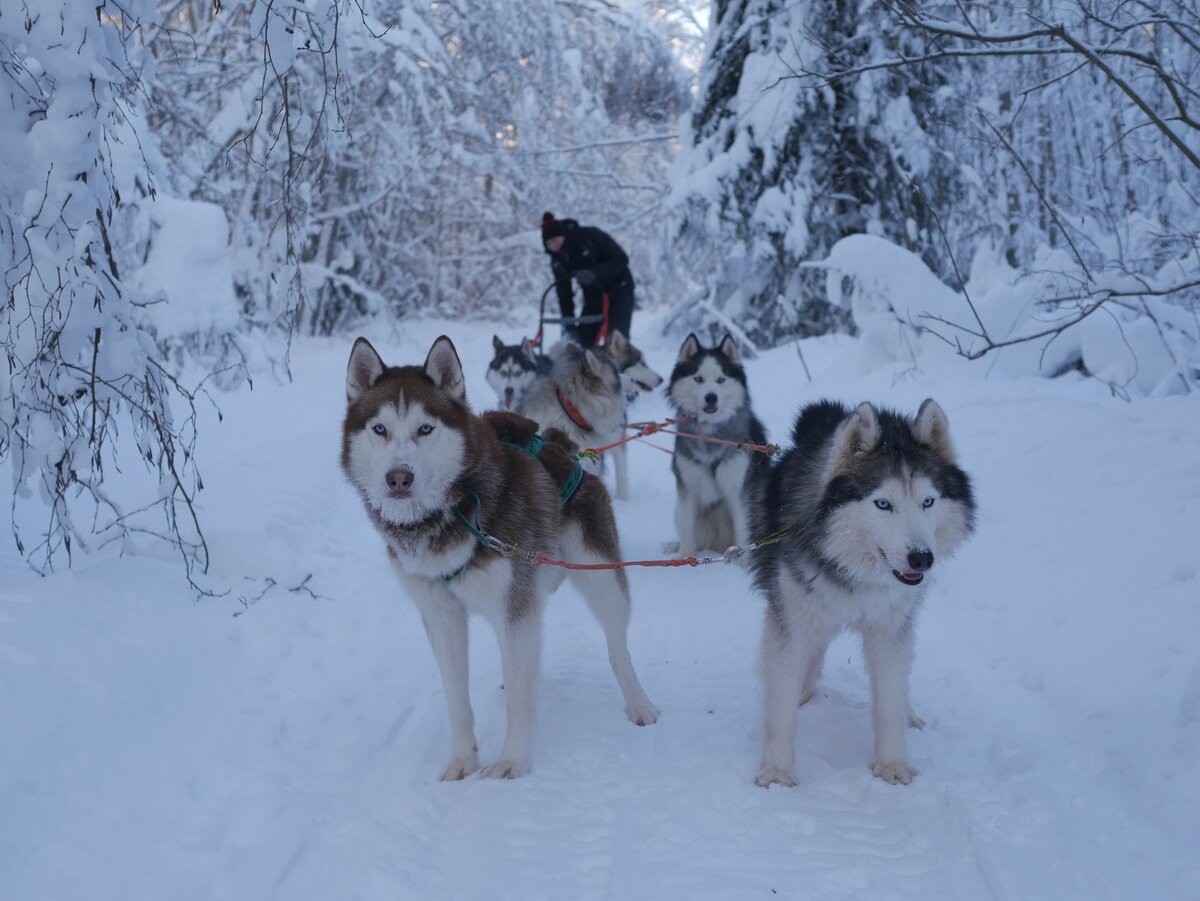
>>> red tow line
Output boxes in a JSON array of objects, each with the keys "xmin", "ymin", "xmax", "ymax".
[{"xmin": 529, "ymin": 552, "xmax": 703, "ymax": 571}]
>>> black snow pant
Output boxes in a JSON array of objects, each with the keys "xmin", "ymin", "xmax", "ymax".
[{"xmin": 578, "ymin": 281, "xmax": 634, "ymax": 347}]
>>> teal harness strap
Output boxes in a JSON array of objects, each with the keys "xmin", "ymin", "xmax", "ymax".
[
  {"xmin": 498, "ymin": 434, "xmax": 585, "ymax": 508},
  {"xmin": 557, "ymin": 464, "xmax": 584, "ymax": 506},
  {"xmin": 452, "ymin": 490, "xmax": 490, "ymax": 545},
  {"xmin": 499, "ymin": 434, "xmax": 544, "ymax": 457}
]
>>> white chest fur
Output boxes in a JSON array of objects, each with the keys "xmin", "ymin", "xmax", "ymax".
[
  {"xmin": 781, "ymin": 566, "xmax": 924, "ymax": 634},
  {"xmin": 385, "ymin": 529, "xmax": 476, "ymax": 581}
]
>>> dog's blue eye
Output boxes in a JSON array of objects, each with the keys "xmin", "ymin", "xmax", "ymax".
[
  {"xmin": 693, "ymin": 375, "xmax": 703, "ymax": 383},
  {"xmin": 874, "ymin": 498, "xmax": 892, "ymax": 511},
  {"xmin": 372, "ymin": 423, "xmax": 387, "ymax": 437},
  {"xmin": 417, "ymin": 424, "xmax": 434, "ymax": 436},
  {"xmin": 923, "ymin": 496, "xmax": 936, "ymax": 508}
]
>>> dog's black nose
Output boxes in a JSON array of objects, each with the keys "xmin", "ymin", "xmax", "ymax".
[
  {"xmin": 504, "ymin": 386, "xmax": 514, "ymax": 397},
  {"xmin": 386, "ymin": 466, "xmax": 414, "ymax": 493},
  {"xmin": 704, "ymin": 392, "xmax": 718, "ymax": 406},
  {"xmin": 907, "ymin": 549, "xmax": 934, "ymax": 571}
]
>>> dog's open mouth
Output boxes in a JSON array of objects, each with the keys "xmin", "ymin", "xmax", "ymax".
[
  {"xmin": 702, "ymin": 403, "xmax": 719, "ymax": 415},
  {"xmin": 634, "ymin": 380, "xmax": 654, "ymax": 393},
  {"xmin": 879, "ymin": 549, "xmax": 925, "ymax": 586}
]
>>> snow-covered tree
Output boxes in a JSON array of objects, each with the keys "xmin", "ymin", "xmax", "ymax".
[
  {"xmin": 811, "ymin": 0, "xmax": 1200, "ymax": 395},
  {"xmin": 666, "ymin": 0, "xmax": 963, "ymax": 348},
  {"xmin": 1, "ymin": 0, "xmax": 232, "ymax": 580}
]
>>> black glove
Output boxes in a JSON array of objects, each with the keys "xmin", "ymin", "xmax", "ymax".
[{"xmin": 575, "ymin": 269, "xmax": 596, "ymax": 288}]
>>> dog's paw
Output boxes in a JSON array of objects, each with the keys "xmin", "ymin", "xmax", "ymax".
[
  {"xmin": 626, "ymin": 700, "xmax": 660, "ymax": 727},
  {"xmin": 908, "ymin": 709, "xmax": 926, "ymax": 730},
  {"xmin": 870, "ymin": 760, "xmax": 918, "ymax": 785},
  {"xmin": 438, "ymin": 754, "xmax": 479, "ymax": 782},
  {"xmin": 754, "ymin": 766, "xmax": 798, "ymax": 789},
  {"xmin": 662, "ymin": 540, "xmax": 681, "ymax": 554},
  {"xmin": 478, "ymin": 758, "xmax": 530, "ymax": 780}
]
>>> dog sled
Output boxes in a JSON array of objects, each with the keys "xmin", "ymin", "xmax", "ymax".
[{"xmin": 532, "ymin": 281, "xmax": 611, "ymax": 348}]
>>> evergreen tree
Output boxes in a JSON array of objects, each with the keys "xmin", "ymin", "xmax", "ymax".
[{"xmin": 668, "ymin": 0, "xmax": 963, "ymax": 347}]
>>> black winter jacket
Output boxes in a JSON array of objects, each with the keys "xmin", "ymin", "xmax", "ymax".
[{"xmin": 545, "ymin": 219, "xmax": 634, "ymax": 316}]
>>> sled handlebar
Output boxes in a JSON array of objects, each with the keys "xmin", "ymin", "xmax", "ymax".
[{"xmin": 540, "ymin": 315, "xmax": 605, "ymax": 326}]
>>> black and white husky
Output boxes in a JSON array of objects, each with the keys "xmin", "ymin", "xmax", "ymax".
[
  {"xmin": 342, "ymin": 336, "xmax": 658, "ymax": 781},
  {"xmin": 666, "ymin": 333, "xmax": 770, "ymax": 555},
  {"xmin": 486, "ymin": 335, "xmax": 551, "ymax": 411},
  {"xmin": 751, "ymin": 400, "xmax": 976, "ymax": 788}
]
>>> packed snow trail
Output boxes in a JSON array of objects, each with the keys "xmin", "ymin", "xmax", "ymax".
[{"xmin": 2, "ymin": 320, "xmax": 1197, "ymax": 900}]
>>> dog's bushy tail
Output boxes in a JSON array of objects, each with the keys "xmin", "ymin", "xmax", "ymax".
[
  {"xmin": 482, "ymin": 410, "xmax": 539, "ymax": 447},
  {"xmin": 541, "ymin": 427, "xmax": 579, "ymax": 456},
  {"xmin": 536, "ymin": 427, "xmax": 583, "ymax": 488}
]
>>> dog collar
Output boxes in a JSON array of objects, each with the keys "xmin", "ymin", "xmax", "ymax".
[{"xmin": 557, "ymin": 389, "xmax": 594, "ymax": 432}]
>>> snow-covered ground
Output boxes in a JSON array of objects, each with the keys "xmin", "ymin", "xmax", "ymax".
[{"xmin": 2, "ymin": 315, "xmax": 1198, "ymax": 900}]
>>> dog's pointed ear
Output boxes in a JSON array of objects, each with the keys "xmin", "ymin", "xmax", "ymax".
[
  {"xmin": 677, "ymin": 333, "xmax": 701, "ymax": 363},
  {"xmin": 347, "ymin": 337, "xmax": 385, "ymax": 403},
  {"xmin": 607, "ymin": 330, "xmax": 628, "ymax": 354},
  {"xmin": 914, "ymin": 398, "xmax": 955, "ymax": 461},
  {"xmin": 493, "ymin": 335, "xmax": 505, "ymax": 353},
  {"xmin": 717, "ymin": 333, "xmax": 739, "ymax": 364},
  {"xmin": 520, "ymin": 337, "xmax": 535, "ymax": 361},
  {"xmin": 828, "ymin": 402, "xmax": 881, "ymax": 475},
  {"xmin": 423, "ymin": 336, "xmax": 466, "ymax": 402},
  {"xmin": 584, "ymin": 348, "xmax": 606, "ymax": 377}
]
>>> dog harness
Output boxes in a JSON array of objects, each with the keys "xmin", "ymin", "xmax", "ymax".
[
  {"xmin": 497, "ymin": 433, "xmax": 585, "ymax": 507},
  {"xmin": 556, "ymin": 389, "xmax": 595, "ymax": 432}
]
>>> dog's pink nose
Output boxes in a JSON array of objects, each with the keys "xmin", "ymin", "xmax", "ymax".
[{"xmin": 386, "ymin": 466, "xmax": 414, "ymax": 494}]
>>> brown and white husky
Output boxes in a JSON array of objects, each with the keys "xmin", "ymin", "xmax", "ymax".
[{"xmin": 341, "ymin": 336, "xmax": 658, "ymax": 781}]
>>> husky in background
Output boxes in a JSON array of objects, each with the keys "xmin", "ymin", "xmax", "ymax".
[
  {"xmin": 517, "ymin": 332, "xmax": 659, "ymax": 501},
  {"xmin": 486, "ymin": 335, "xmax": 551, "ymax": 411},
  {"xmin": 342, "ymin": 336, "xmax": 658, "ymax": 781},
  {"xmin": 751, "ymin": 399, "xmax": 976, "ymax": 788},
  {"xmin": 602, "ymin": 330, "xmax": 664, "ymax": 402},
  {"xmin": 488, "ymin": 332, "xmax": 662, "ymax": 414},
  {"xmin": 666, "ymin": 333, "xmax": 770, "ymax": 555}
]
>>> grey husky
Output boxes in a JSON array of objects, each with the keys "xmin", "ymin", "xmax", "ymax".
[
  {"xmin": 342, "ymin": 336, "xmax": 658, "ymax": 781},
  {"xmin": 751, "ymin": 399, "xmax": 976, "ymax": 788},
  {"xmin": 666, "ymin": 333, "xmax": 771, "ymax": 555},
  {"xmin": 517, "ymin": 332, "xmax": 660, "ymax": 501},
  {"xmin": 603, "ymin": 330, "xmax": 665, "ymax": 403}
]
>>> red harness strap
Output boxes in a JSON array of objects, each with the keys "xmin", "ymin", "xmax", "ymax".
[
  {"xmin": 596, "ymin": 292, "xmax": 610, "ymax": 346},
  {"xmin": 557, "ymin": 389, "xmax": 595, "ymax": 432}
]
